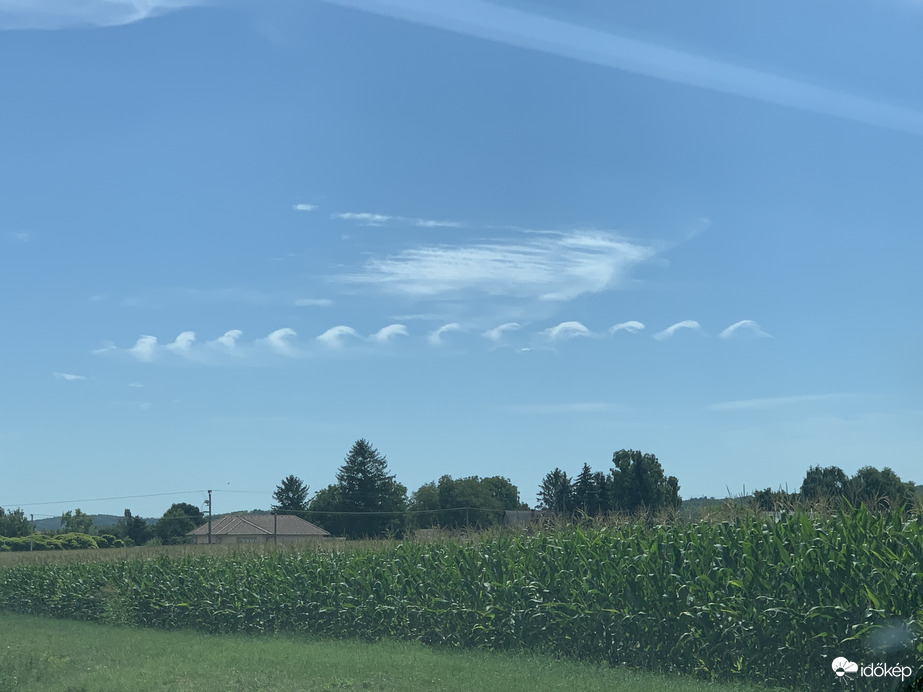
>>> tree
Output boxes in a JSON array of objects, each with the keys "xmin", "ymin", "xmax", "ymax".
[
  {"xmin": 115, "ymin": 509, "xmax": 152, "ymax": 546},
  {"xmin": 272, "ymin": 475, "xmax": 310, "ymax": 515},
  {"xmin": 60, "ymin": 508, "xmax": 94, "ymax": 534},
  {"xmin": 848, "ymin": 466, "xmax": 916, "ymax": 512},
  {"xmin": 315, "ymin": 439, "xmax": 408, "ymax": 538},
  {"xmin": 409, "ymin": 475, "xmax": 528, "ymax": 530},
  {"xmin": 0, "ymin": 507, "xmax": 30, "ymax": 538},
  {"xmin": 800, "ymin": 465, "xmax": 849, "ymax": 502},
  {"xmin": 155, "ymin": 502, "xmax": 205, "ymax": 544},
  {"xmin": 538, "ymin": 468, "xmax": 574, "ymax": 513},
  {"xmin": 609, "ymin": 449, "xmax": 681, "ymax": 514},
  {"xmin": 573, "ymin": 463, "xmax": 598, "ymax": 515}
]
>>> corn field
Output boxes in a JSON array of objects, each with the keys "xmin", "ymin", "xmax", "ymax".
[{"xmin": 1, "ymin": 507, "xmax": 921, "ymax": 690}]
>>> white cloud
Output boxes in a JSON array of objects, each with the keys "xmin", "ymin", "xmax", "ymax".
[
  {"xmin": 337, "ymin": 230, "xmax": 654, "ymax": 301},
  {"xmin": 719, "ymin": 320, "xmax": 772, "ymax": 339},
  {"xmin": 370, "ymin": 324, "xmax": 409, "ymax": 343},
  {"xmin": 92, "ymin": 341, "xmax": 117, "ymax": 355},
  {"xmin": 130, "ymin": 335, "xmax": 158, "ymax": 362},
  {"xmin": 654, "ymin": 320, "xmax": 702, "ymax": 341},
  {"xmin": 0, "ymin": 0, "xmax": 206, "ymax": 30},
  {"xmin": 128, "ymin": 382, "xmax": 144, "ymax": 388},
  {"xmin": 318, "ymin": 0, "xmax": 923, "ymax": 137},
  {"xmin": 482, "ymin": 322, "xmax": 521, "ymax": 341},
  {"xmin": 317, "ymin": 325, "xmax": 360, "ymax": 349},
  {"xmin": 609, "ymin": 320, "xmax": 645, "ymax": 334},
  {"xmin": 295, "ymin": 298, "xmax": 333, "ymax": 307},
  {"xmin": 428, "ymin": 322, "xmax": 462, "ymax": 345},
  {"xmin": 541, "ymin": 321, "xmax": 591, "ymax": 340},
  {"xmin": 54, "ymin": 372, "xmax": 85, "ymax": 381},
  {"xmin": 264, "ymin": 327, "xmax": 298, "ymax": 356},
  {"xmin": 213, "ymin": 329, "xmax": 243, "ymax": 349},
  {"xmin": 12, "ymin": 231, "xmax": 30, "ymax": 242},
  {"xmin": 332, "ymin": 211, "xmax": 462, "ymax": 228},
  {"xmin": 166, "ymin": 331, "xmax": 196, "ymax": 355},
  {"xmin": 332, "ymin": 212, "xmax": 393, "ymax": 226},
  {"xmin": 293, "ymin": 203, "xmax": 318, "ymax": 211},
  {"xmin": 709, "ymin": 394, "xmax": 848, "ymax": 411}
]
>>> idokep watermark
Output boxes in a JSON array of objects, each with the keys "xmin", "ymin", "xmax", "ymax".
[{"xmin": 832, "ymin": 656, "xmax": 914, "ymax": 682}]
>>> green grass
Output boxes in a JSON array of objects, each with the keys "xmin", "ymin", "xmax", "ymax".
[{"xmin": 0, "ymin": 612, "xmax": 786, "ymax": 692}]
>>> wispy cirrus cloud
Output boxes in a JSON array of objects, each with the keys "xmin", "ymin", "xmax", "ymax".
[
  {"xmin": 332, "ymin": 211, "xmax": 462, "ymax": 228},
  {"xmin": 293, "ymin": 203, "xmax": 318, "ymax": 211},
  {"xmin": 295, "ymin": 298, "xmax": 333, "ymax": 307},
  {"xmin": 336, "ymin": 230, "xmax": 654, "ymax": 301},
  {"xmin": 11, "ymin": 231, "xmax": 30, "ymax": 242},
  {"xmin": 370, "ymin": 324, "xmax": 409, "ymax": 343},
  {"xmin": 0, "ymin": 0, "xmax": 206, "ymax": 30},
  {"xmin": 482, "ymin": 322, "xmax": 521, "ymax": 342},
  {"xmin": 318, "ymin": 0, "xmax": 923, "ymax": 137},
  {"xmin": 609, "ymin": 320, "xmax": 645, "ymax": 334},
  {"xmin": 316, "ymin": 325, "xmax": 360, "ymax": 349},
  {"xmin": 719, "ymin": 320, "xmax": 772, "ymax": 339},
  {"xmin": 541, "ymin": 321, "xmax": 591, "ymax": 341},
  {"xmin": 709, "ymin": 393, "xmax": 848, "ymax": 411},
  {"xmin": 54, "ymin": 372, "xmax": 86, "ymax": 382},
  {"xmin": 428, "ymin": 322, "xmax": 462, "ymax": 345},
  {"xmin": 654, "ymin": 320, "xmax": 702, "ymax": 341}
]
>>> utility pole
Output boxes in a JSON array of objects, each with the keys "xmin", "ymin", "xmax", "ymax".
[
  {"xmin": 29, "ymin": 514, "xmax": 34, "ymax": 552},
  {"xmin": 206, "ymin": 490, "xmax": 212, "ymax": 545}
]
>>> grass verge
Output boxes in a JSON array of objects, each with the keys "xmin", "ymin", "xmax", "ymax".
[{"xmin": 0, "ymin": 612, "xmax": 788, "ymax": 692}]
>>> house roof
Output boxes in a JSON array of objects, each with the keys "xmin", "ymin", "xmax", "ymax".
[{"xmin": 187, "ymin": 514, "xmax": 330, "ymax": 537}]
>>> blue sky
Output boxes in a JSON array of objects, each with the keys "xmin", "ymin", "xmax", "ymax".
[{"xmin": 1, "ymin": 0, "xmax": 921, "ymax": 520}]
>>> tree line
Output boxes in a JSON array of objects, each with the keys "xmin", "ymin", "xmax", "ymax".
[{"xmin": 753, "ymin": 464, "xmax": 918, "ymax": 513}]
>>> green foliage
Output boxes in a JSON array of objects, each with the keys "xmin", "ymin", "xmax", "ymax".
[
  {"xmin": 311, "ymin": 439, "xmax": 407, "ymax": 538},
  {"xmin": 0, "ymin": 507, "xmax": 31, "ymax": 538},
  {"xmin": 800, "ymin": 464, "xmax": 917, "ymax": 513},
  {"xmin": 410, "ymin": 475, "xmax": 527, "ymax": 530},
  {"xmin": 610, "ymin": 449, "xmax": 681, "ymax": 513},
  {"xmin": 155, "ymin": 503, "xmax": 205, "ymax": 544},
  {"xmin": 60, "ymin": 509, "xmax": 94, "ymax": 535},
  {"xmin": 1, "ymin": 507, "xmax": 920, "ymax": 690},
  {"xmin": 271, "ymin": 475, "xmax": 310, "ymax": 515},
  {"xmin": 116, "ymin": 509, "xmax": 152, "ymax": 546},
  {"xmin": 537, "ymin": 468, "xmax": 574, "ymax": 513}
]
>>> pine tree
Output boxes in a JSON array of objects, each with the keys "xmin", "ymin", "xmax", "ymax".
[
  {"xmin": 272, "ymin": 475, "xmax": 310, "ymax": 515},
  {"xmin": 538, "ymin": 468, "xmax": 574, "ymax": 514},
  {"xmin": 334, "ymin": 439, "xmax": 407, "ymax": 538},
  {"xmin": 573, "ymin": 463, "xmax": 598, "ymax": 515}
]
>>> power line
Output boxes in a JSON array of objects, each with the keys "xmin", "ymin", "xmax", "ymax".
[{"xmin": 1, "ymin": 491, "xmax": 207, "ymax": 508}]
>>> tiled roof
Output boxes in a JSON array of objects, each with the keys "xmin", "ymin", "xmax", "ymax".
[{"xmin": 188, "ymin": 514, "xmax": 330, "ymax": 537}]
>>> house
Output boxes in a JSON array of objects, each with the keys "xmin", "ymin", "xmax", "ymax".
[{"xmin": 187, "ymin": 514, "xmax": 330, "ymax": 545}]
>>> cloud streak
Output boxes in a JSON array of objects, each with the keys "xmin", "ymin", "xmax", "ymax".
[
  {"xmin": 482, "ymin": 322, "xmax": 521, "ymax": 341},
  {"xmin": 317, "ymin": 325, "xmax": 360, "ymax": 349},
  {"xmin": 609, "ymin": 320, "xmax": 645, "ymax": 334},
  {"xmin": 428, "ymin": 322, "xmax": 462, "ymax": 345},
  {"xmin": 295, "ymin": 298, "xmax": 333, "ymax": 307},
  {"xmin": 293, "ymin": 203, "xmax": 317, "ymax": 211},
  {"xmin": 336, "ymin": 230, "xmax": 654, "ymax": 300},
  {"xmin": 709, "ymin": 394, "xmax": 848, "ymax": 411},
  {"xmin": 654, "ymin": 320, "xmax": 702, "ymax": 341},
  {"xmin": 719, "ymin": 320, "xmax": 772, "ymax": 339},
  {"xmin": 318, "ymin": 0, "xmax": 923, "ymax": 136},
  {"xmin": 54, "ymin": 372, "xmax": 86, "ymax": 381},
  {"xmin": 0, "ymin": 0, "xmax": 206, "ymax": 30},
  {"xmin": 542, "ymin": 321, "xmax": 591, "ymax": 340},
  {"xmin": 332, "ymin": 211, "xmax": 462, "ymax": 228},
  {"xmin": 370, "ymin": 324, "xmax": 409, "ymax": 343}
]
